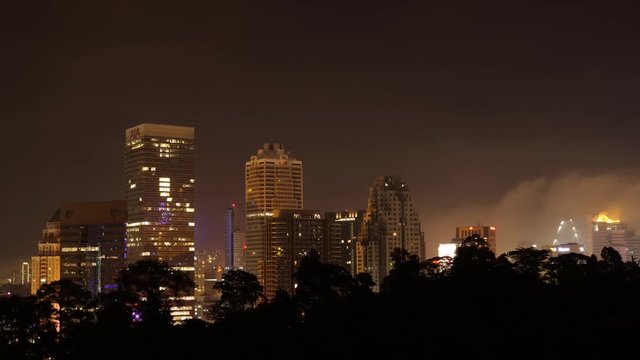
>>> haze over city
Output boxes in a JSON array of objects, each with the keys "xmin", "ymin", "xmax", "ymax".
[{"xmin": 2, "ymin": 0, "xmax": 640, "ymax": 278}]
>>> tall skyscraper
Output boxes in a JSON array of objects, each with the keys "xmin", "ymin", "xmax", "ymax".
[
  {"xmin": 233, "ymin": 230, "xmax": 246, "ymax": 270},
  {"xmin": 454, "ymin": 225, "xmax": 497, "ymax": 254},
  {"xmin": 54, "ymin": 201, "xmax": 127, "ymax": 296},
  {"xmin": 224, "ymin": 205, "xmax": 235, "ymax": 270},
  {"xmin": 589, "ymin": 212, "xmax": 635, "ymax": 260},
  {"xmin": 324, "ymin": 210, "xmax": 364, "ymax": 274},
  {"xmin": 125, "ymin": 123, "xmax": 195, "ymax": 322},
  {"xmin": 245, "ymin": 143, "xmax": 303, "ymax": 287},
  {"xmin": 124, "ymin": 123, "xmax": 195, "ymax": 268},
  {"xmin": 264, "ymin": 209, "xmax": 323, "ymax": 298},
  {"xmin": 358, "ymin": 176, "xmax": 424, "ymax": 290},
  {"xmin": 31, "ymin": 219, "xmax": 61, "ymax": 294}
]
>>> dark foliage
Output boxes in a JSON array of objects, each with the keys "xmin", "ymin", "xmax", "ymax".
[{"xmin": 3, "ymin": 244, "xmax": 640, "ymax": 359}]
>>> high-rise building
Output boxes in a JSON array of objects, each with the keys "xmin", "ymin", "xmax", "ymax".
[
  {"xmin": 589, "ymin": 212, "xmax": 635, "ymax": 261},
  {"xmin": 224, "ymin": 206, "xmax": 235, "ymax": 270},
  {"xmin": 194, "ymin": 250, "xmax": 223, "ymax": 321},
  {"xmin": 31, "ymin": 220, "xmax": 61, "ymax": 294},
  {"xmin": 264, "ymin": 209, "xmax": 323, "ymax": 298},
  {"xmin": 54, "ymin": 201, "xmax": 127, "ymax": 296},
  {"xmin": 124, "ymin": 123, "xmax": 195, "ymax": 268},
  {"xmin": 125, "ymin": 123, "xmax": 195, "ymax": 322},
  {"xmin": 233, "ymin": 230, "xmax": 246, "ymax": 270},
  {"xmin": 453, "ymin": 225, "xmax": 497, "ymax": 254},
  {"xmin": 358, "ymin": 176, "xmax": 424, "ymax": 290},
  {"xmin": 20, "ymin": 262, "xmax": 30, "ymax": 286},
  {"xmin": 324, "ymin": 210, "xmax": 364, "ymax": 274},
  {"xmin": 245, "ymin": 143, "xmax": 303, "ymax": 287}
]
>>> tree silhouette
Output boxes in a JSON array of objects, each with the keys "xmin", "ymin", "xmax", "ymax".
[
  {"xmin": 294, "ymin": 249, "xmax": 355, "ymax": 311},
  {"xmin": 381, "ymin": 248, "xmax": 425, "ymax": 296},
  {"xmin": 0, "ymin": 295, "xmax": 56, "ymax": 360},
  {"xmin": 36, "ymin": 278, "xmax": 94, "ymax": 338},
  {"xmin": 212, "ymin": 269, "xmax": 264, "ymax": 321},
  {"xmin": 600, "ymin": 246, "xmax": 624, "ymax": 273},
  {"xmin": 115, "ymin": 260, "xmax": 194, "ymax": 326},
  {"xmin": 451, "ymin": 235, "xmax": 496, "ymax": 279},
  {"xmin": 506, "ymin": 247, "xmax": 551, "ymax": 281}
]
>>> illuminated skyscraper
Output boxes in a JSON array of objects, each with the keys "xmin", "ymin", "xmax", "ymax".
[
  {"xmin": 20, "ymin": 262, "xmax": 30, "ymax": 286},
  {"xmin": 324, "ymin": 210, "xmax": 364, "ymax": 274},
  {"xmin": 55, "ymin": 201, "xmax": 127, "ymax": 296},
  {"xmin": 245, "ymin": 143, "xmax": 303, "ymax": 287},
  {"xmin": 224, "ymin": 205, "xmax": 235, "ymax": 270},
  {"xmin": 454, "ymin": 225, "xmax": 497, "ymax": 254},
  {"xmin": 264, "ymin": 209, "xmax": 323, "ymax": 298},
  {"xmin": 31, "ymin": 219, "xmax": 61, "ymax": 294},
  {"xmin": 358, "ymin": 176, "xmax": 424, "ymax": 290},
  {"xmin": 125, "ymin": 123, "xmax": 195, "ymax": 322},
  {"xmin": 589, "ymin": 212, "xmax": 634, "ymax": 260}
]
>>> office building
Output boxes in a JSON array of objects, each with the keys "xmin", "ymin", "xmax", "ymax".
[
  {"xmin": 55, "ymin": 201, "xmax": 127, "ymax": 296},
  {"xmin": 358, "ymin": 176, "xmax": 424, "ymax": 290},
  {"xmin": 245, "ymin": 143, "xmax": 303, "ymax": 287},
  {"xmin": 224, "ymin": 206, "xmax": 235, "ymax": 270},
  {"xmin": 21, "ymin": 262, "xmax": 30, "ymax": 286},
  {"xmin": 264, "ymin": 209, "xmax": 323, "ymax": 298},
  {"xmin": 31, "ymin": 219, "xmax": 61, "ymax": 294},
  {"xmin": 233, "ymin": 230, "xmax": 246, "ymax": 270},
  {"xmin": 589, "ymin": 212, "xmax": 635, "ymax": 261},
  {"xmin": 549, "ymin": 243, "xmax": 585, "ymax": 256},
  {"xmin": 194, "ymin": 250, "xmax": 223, "ymax": 321},
  {"xmin": 324, "ymin": 210, "xmax": 364, "ymax": 274},
  {"xmin": 125, "ymin": 123, "xmax": 196, "ymax": 321}
]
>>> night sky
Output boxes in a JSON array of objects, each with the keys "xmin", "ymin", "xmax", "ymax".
[{"xmin": 2, "ymin": 0, "xmax": 640, "ymax": 277}]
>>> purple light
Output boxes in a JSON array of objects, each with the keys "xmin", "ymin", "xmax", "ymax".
[{"xmin": 132, "ymin": 311, "xmax": 142, "ymax": 322}]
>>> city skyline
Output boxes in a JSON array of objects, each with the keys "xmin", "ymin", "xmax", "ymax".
[{"xmin": 3, "ymin": 1, "xmax": 640, "ymax": 278}]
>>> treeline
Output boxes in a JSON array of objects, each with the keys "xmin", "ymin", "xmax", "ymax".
[{"xmin": 2, "ymin": 235, "xmax": 640, "ymax": 359}]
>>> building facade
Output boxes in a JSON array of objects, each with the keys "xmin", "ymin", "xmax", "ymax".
[
  {"xmin": 194, "ymin": 251, "xmax": 223, "ymax": 321},
  {"xmin": 324, "ymin": 210, "xmax": 364, "ymax": 274},
  {"xmin": 358, "ymin": 176, "xmax": 424, "ymax": 290},
  {"xmin": 264, "ymin": 209, "xmax": 323, "ymax": 298},
  {"xmin": 245, "ymin": 143, "xmax": 303, "ymax": 287},
  {"xmin": 233, "ymin": 230, "xmax": 246, "ymax": 270},
  {"xmin": 56, "ymin": 201, "xmax": 127, "ymax": 296},
  {"xmin": 31, "ymin": 220, "xmax": 61, "ymax": 294},
  {"xmin": 124, "ymin": 123, "xmax": 195, "ymax": 321},
  {"xmin": 224, "ymin": 206, "xmax": 235, "ymax": 270},
  {"xmin": 124, "ymin": 123, "xmax": 195, "ymax": 269},
  {"xmin": 589, "ymin": 212, "xmax": 635, "ymax": 261},
  {"xmin": 21, "ymin": 262, "xmax": 31, "ymax": 286},
  {"xmin": 454, "ymin": 225, "xmax": 497, "ymax": 254}
]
